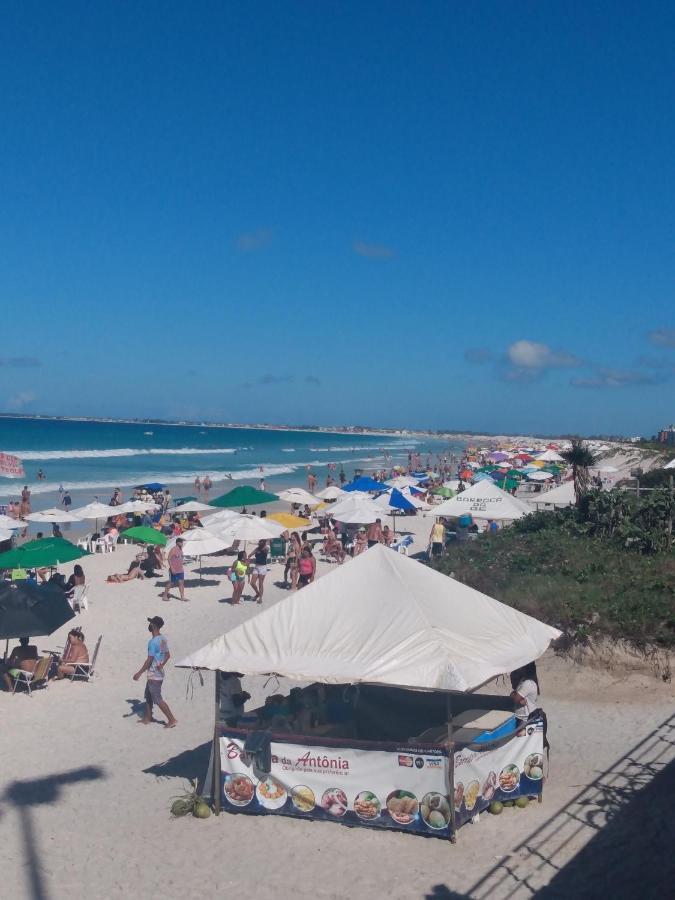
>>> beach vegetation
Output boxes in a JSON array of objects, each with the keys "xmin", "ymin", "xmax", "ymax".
[{"xmin": 560, "ymin": 438, "xmax": 596, "ymax": 505}]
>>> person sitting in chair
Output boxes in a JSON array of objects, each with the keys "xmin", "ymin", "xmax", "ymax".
[
  {"xmin": 1, "ymin": 637, "xmax": 38, "ymax": 691},
  {"xmin": 55, "ymin": 627, "xmax": 89, "ymax": 680},
  {"xmin": 323, "ymin": 529, "xmax": 345, "ymax": 564}
]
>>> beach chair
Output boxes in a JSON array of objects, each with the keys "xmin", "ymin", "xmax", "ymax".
[
  {"xmin": 391, "ymin": 534, "xmax": 414, "ymax": 555},
  {"xmin": 71, "ymin": 584, "xmax": 89, "ymax": 612},
  {"xmin": 70, "ymin": 635, "xmax": 102, "ymax": 682},
  {"xmin": 77, "ymin": 535, "xmax": 93, "ymax": 552},
  {"xmin": 11, "ymin": 655, "xmax": 52, "ymax": 696},
  {"xmin": 268, "ymin": 538, "xmax": 286, "ymax": 562}
]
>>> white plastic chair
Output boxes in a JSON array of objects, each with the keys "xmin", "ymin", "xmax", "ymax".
[{"xmin": 71, "ymin": 584, "xmax": 89, "ymax": 612}]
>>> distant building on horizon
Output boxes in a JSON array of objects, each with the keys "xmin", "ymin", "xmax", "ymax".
[{"xmin": 658, "ymin": 425, "xmax": 675, "ymax": 445}]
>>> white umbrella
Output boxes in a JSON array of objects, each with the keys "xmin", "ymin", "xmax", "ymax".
[
  {"xmin": 173, "ymin": 500, "xmax": 215, "ymax": 513},
  {"xmin": 536, "ymin": 449, "xmax": 565, "ymax": 463},
  {"xmin": 0, "ymin": 514, "xmax": 25, "ymax": 530},
  {"xmin": 664, "ymin": 458, "xmax": 675, "ymax": 470},
  {"xmin": 276, "ymin": 488, "xmax": 321, "ymax": 506},
  {"xmin": 214, "ymin": 515, "xmax": 286, "ymax": 543},
  {"xmin": 385, "ymin": 475, "xmax": 422, "ymax": 489},
  {"xmin": 71, "ymin": 502, "xmax": 120, "ymax": 519},
  {"xmin": 167, "ymin": 528, "xmax": 230, "ymax": 555},
  {"xmin": 315, "ymin": 485, "xmax": 346, "ymax": 501},
  {"xmin": 26, "ymin": 508, "xmax": 82, "ymax": 523},
  {"xmin": 115, "ymin": 500, "xmax": 159, "ymax": 514},
  {"xmin": 0, "ymin": 528, "xmax": 13, "ymax": 542},
  {"xmin": 527, "ymin": 470, "xmax": 554, "ymax": 481},
  {"xmin": 327, "ymin": 495, "xmax": 383, "ymax": 524},
  {"xmin": 201, "ymin": 509, "xmax": 241, "ymax": 528}
]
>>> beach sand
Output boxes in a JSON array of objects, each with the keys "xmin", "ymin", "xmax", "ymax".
[{"xmin": 1, "ymin": 513, "xmax": 673, "ymax": 900}]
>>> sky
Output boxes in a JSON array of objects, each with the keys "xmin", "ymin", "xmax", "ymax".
[{"xmin": 1, "ymin": 1, "xmax": 674, "ymax": 436}]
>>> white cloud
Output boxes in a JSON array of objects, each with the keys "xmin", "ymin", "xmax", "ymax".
[
  {"xmin": 507, "ymin": 340, "xmax": 580, "ymax": 369},
  {"xmin": 8, "ymin": 390, "xmax": 36, "ymax": 409},
  {"xmin": 353, "ymin": 240, "xmax": 395, "ymax": 260}
]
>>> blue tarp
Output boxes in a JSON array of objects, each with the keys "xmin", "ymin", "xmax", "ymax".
[{"xmin": 342, "ymin": 476, "xmax": 387, "ymax": 493}]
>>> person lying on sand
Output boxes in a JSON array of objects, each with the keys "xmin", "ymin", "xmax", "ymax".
[{"xmin": 107, "ymin": 560, "xmax": 143, "ymax": 583}]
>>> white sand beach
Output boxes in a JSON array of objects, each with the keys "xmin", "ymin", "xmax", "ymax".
[{"xmin": 1, "ymin": 515, "xmax": 673, "ymax": 900}]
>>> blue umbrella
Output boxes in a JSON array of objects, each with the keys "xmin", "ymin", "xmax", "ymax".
[
  {"xmin": 383, "ymin": 488, "xmax": 416, "ymax": 512},
  {"xmin": 342, "ymin": 476, "xmax": 386, "ymax": 493}
]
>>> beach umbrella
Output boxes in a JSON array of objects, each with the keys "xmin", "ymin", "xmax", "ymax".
[
  {"xmin": 0, "ymin": 582, "xmax": 75, "ymax": 640},
  {"xmin": 326, "ymin": 495, "xmax": 383, "ymax": 524},
  {"xmin": 276, "ymin": 488, "xmax": 321, "ymax": 506},
  {"xmin": 375, "ymin": 488, "xmax": 416, "ymax": 533},
  {"xmin": 116, "ymin": 500, "xmax": 159, "ymax": 514},
  {"xmin": 137, "ymin": 482, "xmax": 166, "ymax": 492},
  {"xmin": 315, "ymin": 485, "xmax": 346, "ymax": 501},
  {"xmin": 210, "ymin": 485, "xmax": 279, "ymax": 508},
  {"xmin": 26, "ymin": 508, "xmax": 82, "ymax": 524},
  {"xmin": 527, "ymin": 470, "xmax": 554, "ymax": 481},
  {"xmin": 386, "ymin": 475, "xmax": 422, "ymax": 489},
  {"xmin": 432, "ymin": 486, "xmax": 455, "ymax": 498},
  {"xmin": 172, "ymin": 500, "xmax": 215, "ymax": 513},
  {"xmin": 536, "ymin": 449, "xmax": 565, "ymax": 463},
  {"xmin": 268, "ymin": 513, "xmax": 311, "ymax": 529},
  {"xmin": 214, "ymin": 515, "xmax": 286, "ymax": 543},
  {"xmin": 342, "ymin": 476, "xmax": 387, "ymax": 493},
  {"xmin": 71, "ymin": 501, "xmax": 120, "ymax": 531},
  {"xmin": 122, "ymin": 526, "xmax": 168, "ymax": 546},
  {"xmin": 166, "ymin": 527, "xmax": 230, "ymax": 583},
  {"xmin": 173, "ymin": 496, "xmax": 197, "ymax": 505},
  {"xmin": 0, "ymin": 537, "xmax": 89, "ymax": 570},
  {"xmin": 0, "ymin": 528, "xmax": 13, "ymax": 542},
  {"xmin": 0, "ymin": 515, "xmax": 25, "ymax": 530},
  {"xmin": 201, "ymin": 509, "xmax": 241, "ymax": 528}
]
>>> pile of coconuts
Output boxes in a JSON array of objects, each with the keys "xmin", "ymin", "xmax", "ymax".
[
  {"xmin": 488, "ymin": 796, "xmax": 531, "ymax": 815},
  {"xmin": 170, "ymin": 780, "xmax": 211, "ymax": 819}
]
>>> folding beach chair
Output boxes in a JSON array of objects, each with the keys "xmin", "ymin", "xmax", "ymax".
[
  {"xmin": 11, "ymin": 655, "xmax": 52, "ymax": 696},
  {"xmin": 70, "ymin": 635, "xmax": 102, "ymax": 682},
  {"xmin": 268, "ymin": 538, "xmax": 287, "ymax": 562}
]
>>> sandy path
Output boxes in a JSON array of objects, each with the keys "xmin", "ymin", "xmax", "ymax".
[{"xmin": 1, "ymin": 515, "xmax": 673, "ymax": 900}]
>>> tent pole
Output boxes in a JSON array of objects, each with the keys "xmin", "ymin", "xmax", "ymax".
[
  {"xmin": 447, "ymin": 693, "xmax": 457, "ymax": 843},
  {"xmin": 212, "ymin": 672, "xmax": 222, "ymax": 815}
]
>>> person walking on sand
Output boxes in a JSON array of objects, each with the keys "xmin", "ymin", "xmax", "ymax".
[
  {"xmin": 194, "ymin": 476, "xmax": 201, "ymax": 496},
  {"xmin": 162, "ymin": 538, "xmax": 186, "ymax": 601},
  {"xmin": 133, "ymin": 616, "xmax": 177, "ymax": 728}
]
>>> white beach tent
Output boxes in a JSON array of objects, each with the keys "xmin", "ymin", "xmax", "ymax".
[
  {"xmin": 526, "ymin": 470, "xmax": 554, "ymax": 482},
  {"xmin": 177, "ymin": 545, "xmax": 561, "ymax": 691},
  {"xmin": 663, "ymin": 458, "xmax": 675, "ymax": 470},
  {"xmin": 527, "ymin": 480, "xmax": 576, "ymax": 509},
  {"xmin": 424, "ymin": 479, "xmax": 531, "ymax": 521}
]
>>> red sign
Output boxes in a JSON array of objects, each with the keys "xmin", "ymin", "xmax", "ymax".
[{"xmin": 0, "ymin": 453, "xmax": 25, "ymax": 478}]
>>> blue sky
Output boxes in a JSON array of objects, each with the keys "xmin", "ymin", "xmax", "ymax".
[{"xmin": 1, "ymin": 1, "xmax": 674, "ymax": 436}]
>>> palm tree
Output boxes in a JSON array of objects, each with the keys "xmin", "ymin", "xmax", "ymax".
[{"xmin": 561, "ymin": 438, "xmax": 596, "ymax": 506}]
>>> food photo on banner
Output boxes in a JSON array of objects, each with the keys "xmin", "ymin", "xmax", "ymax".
[{"xmin": 177, "ymin": 546, "xmax": 558, "ymax": 842}]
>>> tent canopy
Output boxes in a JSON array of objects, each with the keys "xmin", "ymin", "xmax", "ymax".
[
  {"xmin": 177, "ymin": 545, "xmax": 561, "ymax": 692},
  {"xmin": 527, "ymin": 480, "xmax": 575, "ymax": 508},
  {"xmin": 424, "ymin": 478, "xmax": 531, "ymax": 521},
  {"xmin": 210, "ymin": 485, "xmax": 279, "ymax": 508}
]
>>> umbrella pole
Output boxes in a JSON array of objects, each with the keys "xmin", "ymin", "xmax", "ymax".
[{"xmin": 4, "ymin": 639, "xmax": 8, "ymax": 662}]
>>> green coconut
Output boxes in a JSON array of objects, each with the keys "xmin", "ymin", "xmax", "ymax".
[
  {"xmin": 503, "ymin": 800, "xmax": 515, "ymax": 807},
  {"xmin": 488, "ymin": 801, "xmax": 504, "ymax": 815},
  {"xmin": 515, "ymin": 796, "xmax": 529, "ymax": 809},
  {"xmin": 171, "ymin": 798, "xmax": 193, "ymax": 817},
  {"xmin": 193, "ymin": 800, "xmax": 211, "ymax": 819}
]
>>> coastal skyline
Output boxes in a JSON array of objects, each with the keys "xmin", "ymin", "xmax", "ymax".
[{"xmin": 2, "ymin": 2, "xmax": 675, "ymax": 434}]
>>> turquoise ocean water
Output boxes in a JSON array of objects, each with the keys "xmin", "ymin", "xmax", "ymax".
[{"xmin": 0, "ymin": 418, "xmax": 456, "ymax": 504}]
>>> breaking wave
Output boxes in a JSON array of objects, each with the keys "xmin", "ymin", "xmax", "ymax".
[{"xmin": 8, "ymin": 447, "xmax": 239, "ymax": 461}]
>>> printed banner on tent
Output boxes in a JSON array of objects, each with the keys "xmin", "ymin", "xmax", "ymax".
[
  {"xmin": 219, "ymin": 732, "xmax": 454, "ymax": 838},
  {"xmin": 453, "ymin": 721, "xmax": 544, "ymax": 827},
  {"xmin": 0, "ymin": 453, "xmax": 24, "ymax": 478}
]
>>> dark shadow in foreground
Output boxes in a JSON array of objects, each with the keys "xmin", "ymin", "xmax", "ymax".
[{"xmin": 3, "ymin": 765, "xmax": 105, "ymax": 900}]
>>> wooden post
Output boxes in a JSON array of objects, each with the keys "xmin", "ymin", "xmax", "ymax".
[
  {"xmin": 447, "ymin": 693, "xmax": 457, "ymax": 843},
  {"xmin": 669, "ymin": 475, "xmax": 674, "ymax": 546},
  {"xmin": 212, "ymin": 672, "xmax": 222, "ymax": 815}
]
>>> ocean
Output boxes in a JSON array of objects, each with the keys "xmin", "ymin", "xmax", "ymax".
[{"xmin": 0, "ymin": 417, "xmax": 457, "ymax": 505}]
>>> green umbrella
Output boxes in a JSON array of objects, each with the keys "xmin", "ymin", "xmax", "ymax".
[
  {"xmin": 210, "ymin": 485, "xmax": 279, "ymax": 508},
  {"xmin": 432, "ymin": 486, "xmax": 455, "ymax": 498},
  {"xmin": 173, "ymin": 496, "xmax": 197, "ymax": 505},
  {"xmin": 0, "ymin": 538, "xmax": 89, "ymax": 571},
  {"xmin": 123, "ymin": 526, "xmax": 168, "ymax": 546}
]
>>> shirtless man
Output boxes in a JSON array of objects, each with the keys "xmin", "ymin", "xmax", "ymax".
[
  {"xmin": 367, "ymin": 518, "xmax": 383, "ymax": 548},
  {"xmin": 56, "ymin": 628, "xmax": 89, "ymax": 679},
  {"xmin": 307, "ymin": 471, "xmax": 317, "ymax": 493},
  {"xmin": 1, "ymin": 637, "xmax": 38, "ymax": 690},
  {"xmin": 194, "ymin": 476, "xmax": 201, "ymax": 496}
]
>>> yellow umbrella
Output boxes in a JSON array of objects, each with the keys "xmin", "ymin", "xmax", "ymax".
[
  {"xmin": 268, "ymin": 513, "xmax": 311, "ymax": 529},
  {"xmin": 530, "ymin": 460, "xmax": 545, "ymax": 468}
]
